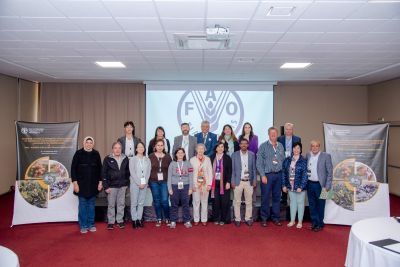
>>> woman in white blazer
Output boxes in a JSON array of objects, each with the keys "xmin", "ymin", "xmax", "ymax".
[{"xmin": 190, "ymin": 143, "xmax": 213, "ymax": 226}]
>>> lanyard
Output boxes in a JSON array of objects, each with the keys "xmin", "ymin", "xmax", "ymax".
[
  {"xmin": 138, "ymin": 158, "xmax": 145, "ymax": 176},
  {"xmin": 157, "ymin": 157, "xmax": 163, "ymax": 173},
  {"xmin": 216, "ymin": 155, "xmax": 223, "ymax": 172},
  {"xmin": 177, "ymin": 161, "xmax": 184, "ymax": 179}
]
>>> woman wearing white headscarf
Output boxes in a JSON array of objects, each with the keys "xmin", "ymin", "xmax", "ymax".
[{"xmin": 71, "ymin": 136, "xmax": 103, "ymax": 234}]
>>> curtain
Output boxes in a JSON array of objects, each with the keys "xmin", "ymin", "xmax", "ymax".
[{"xmin": 39, "ymin": 83, "xmax": 145, "ymax": 158}]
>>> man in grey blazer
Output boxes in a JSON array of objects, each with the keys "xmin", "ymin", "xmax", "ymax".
[
  {"xmin": 231, "ymin": 138, "xmax": 257, "ymax": 227},
  {"xmin": 306, "ymin": 140, "xmax": 333, "ymax": 232},
  {"xmin": 172, "ymin": 122, "xmax": 197, "ymax": 159}
]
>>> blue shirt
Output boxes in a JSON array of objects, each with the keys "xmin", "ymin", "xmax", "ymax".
[{"xmin": 256, "ymin": 141, "xmax": 285, "ymax": 174}]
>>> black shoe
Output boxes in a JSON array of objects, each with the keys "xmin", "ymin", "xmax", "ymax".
[
  {"xmin": 234, "ymin": 221, "xmax": 240, "ymax": 227},
  {"xmin": 138, "ymin": 220, "xmax": 144, "ymax": 228},
  {"xmin": 310, "ymin": 224, "xmax": 316, "ymax": 230},
  {"xmin": 118, "ymin": 222, "xmax": 125, "ymax": 229},
  {"xmin": 312, "ymin": 226, "xmax": 322, "ymax": 232},
  {"xmin": 261, "ymin": 220, "xmax": 268, "ymax": 227},
  {"xmin": 273, "ymin": 220, "xmax": 282, "ymax": 226},
  {"xmin": 245, "ymin": 220, "xmax": 253, "ymax": 227},
  {"xmin": 133, "ymin": 221, "xmax": 139, "ymax": 229},
  {"xmin": 135, "ymin": 220, "xmax": 141, "ymax": 228},
  {"xmin": 107, "ymin": 224, "xmax": 114, "ymax": 230}
]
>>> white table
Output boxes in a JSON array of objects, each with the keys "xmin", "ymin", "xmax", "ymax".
[
  {"xmin": 345, "ymin": 217, "xmax": 400, "ymax": 267},
  {"xmin": 0, "ymin": 246, "xmax": 19, "ymax": 267}
]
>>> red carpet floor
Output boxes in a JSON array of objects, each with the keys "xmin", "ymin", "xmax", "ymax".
[{"xmin": 1, "ymin": 192, "xmax": 399, "ymax": 267}]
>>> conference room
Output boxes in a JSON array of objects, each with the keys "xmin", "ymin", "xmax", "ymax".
[{"xmin": 0, "ymin": 0, "xmax": 399, "ymax": 266}]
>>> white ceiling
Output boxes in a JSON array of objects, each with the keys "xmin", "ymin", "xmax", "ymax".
[{"xmin": 0, "ymin": 0, "xmax": 399, "ymax": 84}]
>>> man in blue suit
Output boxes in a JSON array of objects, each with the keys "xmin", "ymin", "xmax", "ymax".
[
  {"xmin": 195, "ymin": 120, "xmax": 217, "ymax": 158},
  {"xmin": 278, "ymin": 122, "xmax": 301, "ymax": 204}
]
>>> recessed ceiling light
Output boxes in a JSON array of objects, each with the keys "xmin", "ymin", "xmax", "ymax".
[
  {"xmin": 95, "ymin": 61, "xmax": 126, "ymax": 68},
  {"xmin": 280, "ymin": 63, "xmax": 312, "ymax": 69},
  {"xmin": 267, "ymin": 6, "xmax": 296, "ymax": 17}
]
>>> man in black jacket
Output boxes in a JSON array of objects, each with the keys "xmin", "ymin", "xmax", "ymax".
[
  {"xmin": 71, "ymin": 136, "xmax": 102, "ymax": 234},
  {"xmin": 102, "ymin": 141, "xmax": 130, "ymax": 230}
]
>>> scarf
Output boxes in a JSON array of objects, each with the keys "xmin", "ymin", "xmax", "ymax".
[
  {"xmin": 211, "ymin": 155, "xmax": 224, "ymax": 198},
  {"xmin": 196, "ymin": 156, "xmax": 206, "ymax": 195},
  {"xmin": 83, "ymin": 136, "xmax": 94, "ymax": 152}
]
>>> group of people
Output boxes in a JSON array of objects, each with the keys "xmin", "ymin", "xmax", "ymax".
[{"xmin": 71, "ymin": 121, "xmax": 333, "ymax": 234}]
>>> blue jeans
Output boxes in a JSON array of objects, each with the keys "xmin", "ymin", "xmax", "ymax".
[
  {"xmin": 307, "ymin": 181, "xmax": 326, "ymax": 227},
  {"xmin": 78, "ymin": 196, "xmax": 96, "ymax": 230},
  {"xmin": 149, "ymin": 181, "xmax": 170, "ymax": 220},
  {"xmin": 260, "ymin": 172, "xmax": 282, "ymax": 222}
]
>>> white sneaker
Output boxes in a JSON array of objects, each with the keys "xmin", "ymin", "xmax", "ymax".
[
  {"xmin": 184, "ymin": 222, "xmax": 192, "ymax": 228},
  {"xmin": 89, "ymin": 226, "xmax": 97, "ymax": 232},
  {"xmin": 80, "ymin": 228, "xmax": 88, "ymax": 234},
  {"xmin": 287, "ymin": 221, "xmax": 295, "ymax": 227},
  {"xmin": 169, "ymin": 222, "xmax": 176, "ymax": 229}
]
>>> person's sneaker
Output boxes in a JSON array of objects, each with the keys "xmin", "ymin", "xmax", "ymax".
[
  {"xmin": 117, "ymin": 222, "xmax": 125, "ymax": 229},
  {"xmin": 80, "ymin": 228, "xmax": 88, "ymax": 234},
  {"xmin": 184, "ymin": 222, "xmax": 192, "ymax": 228},
  {"xmin": 89, "ymin": 226, "xmax": 97, "ymax": 232},
  {"xmin": 234, "ymin": 221, "xmax": 241, "ymax": 227},
  {"xmin": 169, "ymin": 222, "xmax": 176, "ymax": 229},
  {"xmin": 107, "ymin": 224, "xmax": 114, "ymax": 230},
  {"xmin": 261, "ymin": 220, "xmax": 268, "ymax": 227},
  {"xmin": 273, "ymin": 220, "xmax": 282, "ymax": 226},
  {"xmin": 165, "ymin": 219, "xmax": 171, "ymax": 226},
  {"xmin": 214, "ymin": 221, "xmax": 219, "ymax": 225},
  {"xmin": 155, "ymin": 220, "xmax": 162, "ymax": 227},
  {"xmin": 219, "ymin": 222, "xmax": 225, "ymax": 226}
]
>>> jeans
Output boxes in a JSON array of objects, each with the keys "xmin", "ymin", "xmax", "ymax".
[
  {"xmin": 260, "ymin": 172, "xmax": 282, "ymax": 222},
  {"xmin": 288, "ymin": 190, "xmax": 306, "ymax": 222},
  {"xmin": 170, "ymin": 184, "xmax": 191, "ymax": 223},
  {"xmin": 78, "ymin": 196, "xmax": 96, "ymax": 230},
  {"xmin": 307, "ymin": 181, "xmax": 326, "ymax": 227},
  {"xmin": 149, "ymin": 181, "xmax": 170, "ymax": 220}
]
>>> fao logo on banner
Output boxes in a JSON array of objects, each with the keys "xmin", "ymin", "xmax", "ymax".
[
  {"xmin": 21, "ymin": 127, "xmax": 29, "ymax": 134},
  {"xmin": 177, "ymin": 90, "xmax": 244, "ymax": 135}
]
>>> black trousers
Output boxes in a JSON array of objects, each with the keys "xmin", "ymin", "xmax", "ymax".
[{"xmin": 212, "ymin": 185, "xmax": 231, "ymax": 223}]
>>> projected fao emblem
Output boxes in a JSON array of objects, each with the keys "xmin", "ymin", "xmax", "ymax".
[{"xmin": 177, "ymin": 90, "xmax": 244, "ymax": 135}]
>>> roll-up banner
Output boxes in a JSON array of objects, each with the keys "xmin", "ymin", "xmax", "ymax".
[
  {"xmin": 12, "ymin": 121, "xmax": 79, "ymax": 226},
  {"xmin": 323, "ymin": 123, "xmax": 390, "ymax": 225}
]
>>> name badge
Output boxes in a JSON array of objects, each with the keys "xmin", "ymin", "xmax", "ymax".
[
  {"xmin": 178, "ymin": 181, "xmax": 184, "ymax": 190},
  {"xmin": 272, "ymin": 160, "xmax": 278, "ymax": 165},
  {"xmin": 197, "ymin": 176, "xmax": 204, "ymax": 183},
  {"xmin": 285, "ymin": 151, "xmax": 291, "ymax": 158},
  {"xmin": 244, "ymin": 172, "xmax": 250, "ymax": 179},
  {"xmin": 140, "ymin": 177, "xmax": 146, "ymax": 185},
  {"xmin": 157, "ymin": 172, "xmax": 163, "ymax": 181},
  {"xmin": 215, "ymin": 172, "xmax": 221, "ymax": 180}
]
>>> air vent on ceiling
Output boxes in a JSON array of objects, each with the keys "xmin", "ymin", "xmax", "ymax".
[
  {"xmin": 174, "ymin": 34, "xmax": 231, "ymax": 50},
  {"xmin": 267, "ymin": 6, "xmax": 296, "ymax": 16}
]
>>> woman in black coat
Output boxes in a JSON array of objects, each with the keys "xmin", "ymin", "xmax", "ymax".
[
  {"xmin": 71, "ymin": 136, "xmax": 102, "ymax": 234},
  {"xmin": 210, "ymin": 141, "xmax": 232, "ymax": 225}
]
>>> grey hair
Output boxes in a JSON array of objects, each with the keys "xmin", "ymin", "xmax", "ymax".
[
  {"xmin": 284, "ymin": 122, "xmax": 294, "ymax": 129},
  {"xmin": 111, "ymin": 141, "xmax": 122, "ymax": 149}
]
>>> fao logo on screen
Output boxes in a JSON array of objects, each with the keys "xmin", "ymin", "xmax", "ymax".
[{"xmin": 177, "ymin": 90, "xmax": 244, "ymax": 135}]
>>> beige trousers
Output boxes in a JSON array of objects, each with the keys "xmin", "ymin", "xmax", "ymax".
[{"xmin": 233, "ymin": 181, "xmax": 253, "ymax": 222}]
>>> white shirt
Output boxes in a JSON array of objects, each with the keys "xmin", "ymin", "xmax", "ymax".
[
  {"xmin": 125, "ymin": 138, "xmax": 134, "ymax": 158},
  {"xmin": 240, "ymin": 150, "xmax": 249, "ymax": 179},
  {"xmin": 308, "ymin": 152, "xmax": 320, "ymax": 181},
  {"xmin": 182, "ymin": 135, "xmax": 189, "ymax": 158}
]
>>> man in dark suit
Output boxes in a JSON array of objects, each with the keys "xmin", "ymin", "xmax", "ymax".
[
  {"xmin": 278, "ymin": 122, "xmax": 301, "ymax": 204},
  {"xmin": 172, "ymin": 122, "xmax": 197, "ymax": 159},
  {"xmin": 306, "ymin": 140, "xmax": 333, "ymax": 232},
  {"xmin": 195, "ymin": 120, "xmax": 217, "ymax": 158}
]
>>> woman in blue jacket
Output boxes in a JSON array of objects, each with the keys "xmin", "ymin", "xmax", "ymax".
[{"xmin": 281, "ymin": 142, "xmax": 308, "ymax": 229}]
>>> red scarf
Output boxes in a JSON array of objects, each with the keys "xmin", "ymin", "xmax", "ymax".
[{"xmin": 211, "ymin": 155, "xmax": 224, "ymax": 198}]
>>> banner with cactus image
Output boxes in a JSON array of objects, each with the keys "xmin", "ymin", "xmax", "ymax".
[{"xmin": 13, "ymin": 121, "xmax": 79, "ymax": 226}]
